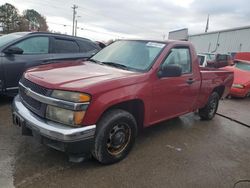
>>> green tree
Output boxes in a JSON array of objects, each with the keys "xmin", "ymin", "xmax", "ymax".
[
  {"xmin": 23, "ymin": 9, "xmax": 48, "ymax": 31},
  {"xmin": 0, "ymin": 3, "xmax": 20, "ymax": 33}
]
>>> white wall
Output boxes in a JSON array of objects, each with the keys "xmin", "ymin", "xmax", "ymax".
[{"xmin": 188, "ymin": 27, "xmax": 250, "ymax": 54}]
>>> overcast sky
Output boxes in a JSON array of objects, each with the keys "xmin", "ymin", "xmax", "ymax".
[{"xmin": 1, "ymin": 0, "xmax": 250, "ymax": 41}]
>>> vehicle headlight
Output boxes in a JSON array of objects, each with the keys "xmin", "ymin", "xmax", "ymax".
[
  {"xmin": 51, "ymin": 90, "xmax": 91, "ymax": 102},
  {"xmin": 46, "ymin": 105, "xmax": 85, "ymax": 126},
  {"xmin": 232, "ymin": 84, "xmax": 245, "ymax": 89}
]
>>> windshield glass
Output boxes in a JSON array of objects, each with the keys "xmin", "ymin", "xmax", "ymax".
[
  {"xmin": 0, "ymin": 32, "xmax": 27, "ymax": 48},
  {"xmin": 235, "ymin": 61, "xmax": 250, "ymax": 71},
  {"xmin": 91, "ymin": 40, "xmax": 166, "ymax": 71}
]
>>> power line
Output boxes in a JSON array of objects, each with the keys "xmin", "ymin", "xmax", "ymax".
[
  {"xmin": 47, "ymin": 21, "xmax": 122, "ymax": 38},
  {"xmin": 16, "ymin": 0, "xmax": 160, "ymax": 38},
  {"xmin": 24, "ymin": 0, "xmax": 72, "ymax": 17},
  {"xmin": 20, "ymin": 1, "xmax": 161, "ymax": 38},
  {"xmin": 77, "ymin": 5, "xmax": 154, "ymax": 33}
]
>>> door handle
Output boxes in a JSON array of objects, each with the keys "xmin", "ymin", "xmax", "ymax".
[{"xmin": 186, "ymin": 78, "xmax": 195, "ymax": 85}]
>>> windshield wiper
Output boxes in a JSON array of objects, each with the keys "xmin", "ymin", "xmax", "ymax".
[
  {"xmin": 88, "ymin": 58, "xmax": 103, "ymax": 65},
  {"xmin": 102, "ymin": 61, "xmax": 129, "ymax": 70}
]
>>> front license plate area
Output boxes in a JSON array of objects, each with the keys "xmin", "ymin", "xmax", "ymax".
[
  {"xmin": 13, "ymin": 112, "xmax": 25, "ymax": 127},
  {"xmin": 13, "ymin": 112, "xmax": 32, "ymax": 136}
]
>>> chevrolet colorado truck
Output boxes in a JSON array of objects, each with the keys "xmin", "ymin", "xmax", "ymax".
[{"xmin": 12, "ymin": 40, "xmax": 234, "ymax": 164}]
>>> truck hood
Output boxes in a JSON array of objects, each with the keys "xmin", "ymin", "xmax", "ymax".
[{"xmin": 24, "ymin": 60, "xmax": 143, "ymax": 92}]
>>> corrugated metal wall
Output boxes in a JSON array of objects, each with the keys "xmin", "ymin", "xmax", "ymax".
[{"xmin": 188, "ymin": 27, "xmax": 250, "ymax": 54}]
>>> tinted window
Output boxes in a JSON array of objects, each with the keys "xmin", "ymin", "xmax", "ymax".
[
  {"xmin": 162, "ymin": 48, "xmax": 191, "ymax": 74},
  {"xmin": 13, "ymin": 37, "xmax": 49, "ymax": 54},
  {"xmin": 53, "ymin": 38, "xmax": 79, "ymax": 53},
  {"xmin": 217, "ymin": 54, "xmax": 228, "ymax": 61},
  {"xmin": 78, "ymin": 40, "xmax": 99, "ymax": 52}
]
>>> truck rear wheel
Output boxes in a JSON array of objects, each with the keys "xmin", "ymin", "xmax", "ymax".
[
  {"xmin": 199, "ymin": 92, "xmax": 219, "ymax": 120},
  {"xmin": 92, "ymin": 109, "xmax": 137, "ymax": 164}
]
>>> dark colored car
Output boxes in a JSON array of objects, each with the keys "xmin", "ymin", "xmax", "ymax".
[{"xmin": 0, "ymin": 32, "xmax": 101, "ymax": 96}]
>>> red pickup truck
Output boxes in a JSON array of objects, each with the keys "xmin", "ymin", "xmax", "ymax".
[{"xmin": 12, "ymin": 40, "xmax": 233, "ymax": 164}]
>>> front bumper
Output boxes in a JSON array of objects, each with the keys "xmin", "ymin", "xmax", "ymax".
[{"xmin": 12, "ymin": 95, "xmax": 96, "ymax": 154}]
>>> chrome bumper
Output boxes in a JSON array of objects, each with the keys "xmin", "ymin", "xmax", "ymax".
[{"xmin": 12, "ymin": 95, "xmax": 96, "ymax": 142}]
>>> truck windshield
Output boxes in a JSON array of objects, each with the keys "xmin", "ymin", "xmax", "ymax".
[
  {"xmin": 90, "ymin": 40, "xmax": 166, "ymax": 72},
  {"xmin": 0, "ymin": 32, "xmax": 27, "ymax": 48},
  {"xmin": 235, "ymin": 61, "xmax": 250, "ymax": 71}
]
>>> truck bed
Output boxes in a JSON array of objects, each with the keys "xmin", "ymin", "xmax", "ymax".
[{"xmin": 197, "ymin": 67, "xmax": 234, "ymax": 108}]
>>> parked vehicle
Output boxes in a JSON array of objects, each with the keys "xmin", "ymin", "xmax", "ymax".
[
  {"xmin": 96, "ymin": 41, "xmax": 106, "ymax": 49},
  {"xmin": 198, "ymin": 53, "xmax": 233, "ymax": 68},
  {"xmin": 0, "ymin": 32, "xmax": 101, "ymax": 96},
  {"xmin": 223, "ymin": 59, "xmax": 250, "ymax": 98},
  {"xmin": 234, "ymin": 52, "xmax": 250, "ymax": 62},
  {"xmin": 12, "ymin": 40, "xmax": 233, "ymax": 164},
  {"xmin": 198, "ymin": 53, "xmax": 216, "ymax": 67},
  {"xmin": 207, "ymin": 54, "xmax": 233, "ymax": 68}
]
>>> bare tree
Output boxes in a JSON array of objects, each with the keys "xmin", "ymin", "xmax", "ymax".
[{"xmin": 23, "ymin": 9, "xmax": 48, "ymax": 31}]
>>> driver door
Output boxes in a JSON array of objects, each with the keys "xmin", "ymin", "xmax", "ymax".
[
  {"xmin": 150, "ymin": 47, "xmax": 200, "ymax": 123},
  {"xmin": 2, "ymin": 36, "xmax": 51, "ymax": 91}
]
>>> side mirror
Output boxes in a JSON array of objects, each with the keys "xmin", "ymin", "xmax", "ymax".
[
  {"xmin": 158, "ymin": 64, "xmax": 182, "ymax": 78},
  {"xmin": 4, "ymin": 46, "xmax": 23, "ymax": 55}
]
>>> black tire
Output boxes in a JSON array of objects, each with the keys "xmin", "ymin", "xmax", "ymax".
[
  {"xmin": 199, "ymin": 92, "xmax": 220, "ymax": 120},
  {"xmin": 92, "ymin": 109, "xmax": 137, "ymax": 164}
]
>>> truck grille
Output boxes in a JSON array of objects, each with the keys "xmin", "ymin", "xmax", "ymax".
[
  {"xmin": 19, "ymin": 87, "xmax": 41, "ymax": 110},
  {"xmin": 20, "ymin": 77, "xmax": 48, "ymax": 95},
  {"xmin": 19, "ymin": 77, "xmax": 50, "ymax": 117}
]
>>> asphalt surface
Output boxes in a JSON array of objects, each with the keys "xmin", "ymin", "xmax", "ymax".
[
  {"xmin": 217, "ymin": 97, "xmax": 250, "ymax": 126},
  {"xmin": 0, "ymin": 96, "xmax": 249, "ymax": 188}
]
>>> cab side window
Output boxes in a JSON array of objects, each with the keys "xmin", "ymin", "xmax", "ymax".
[
  {"xmin": 53, "ymin": 38, "xmax": 80, "ymax": 53},
  {"xmin": 13, "ymin": 37, "xmax": 49, "ymax": 54},
  {"xmin": 162, "ymin": 47, "xmax": 192, "ymax": 74},
  {"xmin": 78, "ymin": 40, "xmax": 99, "ymax": 53}
]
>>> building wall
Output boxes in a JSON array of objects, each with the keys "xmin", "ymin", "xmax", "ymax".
[{"xmin": 188, "ymin": 27, "xmax": 250, "ymax": 54}]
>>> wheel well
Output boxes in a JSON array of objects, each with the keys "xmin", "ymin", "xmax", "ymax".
[
  {"xmin": 213, "ymin": 85, "xmax": 225, "ymax": 98},
  {"xmin": 101, "ymin": 100, "xmax": 145, "ymax": 131}
]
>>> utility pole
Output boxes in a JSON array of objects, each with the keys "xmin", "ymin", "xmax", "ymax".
[
  {"xmin": 75, "ymin": 19, "xmax": 78, "ymax": 36},
  {"xmin": 205, "ymin": 14, "xmax": 210, "ymax": 33},
  {"xmin": 72, "ymin": 4, "xmax": 78, "ymax": 36},
  {"xmin": 75, "ymin": 16, "xmax": 81, "ymax": 36}
]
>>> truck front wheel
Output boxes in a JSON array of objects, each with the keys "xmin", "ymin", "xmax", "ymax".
[
  {"xmin": 92, "ymin": 109, "xmax": 137, "ymax": 164},
  {"xmin": 199, "ymin": 92, "xmax": 219, "ymax": 120}
]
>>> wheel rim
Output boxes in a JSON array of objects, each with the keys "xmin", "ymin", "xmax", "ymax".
[
  {"xmin": 208, "ymin": 97, "xmax": 218, "ymax": 117},
  {"xmin": 106, "ymin": 123, "xmax": 131, "ymax": 155}
]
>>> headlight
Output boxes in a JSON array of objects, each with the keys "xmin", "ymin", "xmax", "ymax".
[
  {"xmin": 46, "ymin": 105, "xmax": 85, "ymax": 127},
  {"xmin": 232, "ymin": 84, "xmax": 245, "ymax": 89},
  {"xmin": 51, "ymin": 90, "xmax": 91, "ymax": 103}
]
